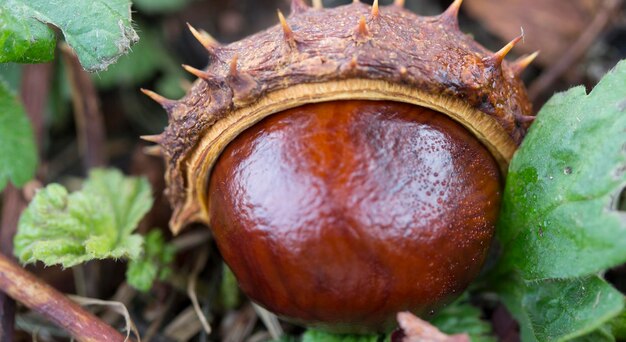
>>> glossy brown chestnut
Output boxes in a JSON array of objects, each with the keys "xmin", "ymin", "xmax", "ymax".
[{"xmin": 208, "ymin": 100, "xmax": 501, "ymax": 332}]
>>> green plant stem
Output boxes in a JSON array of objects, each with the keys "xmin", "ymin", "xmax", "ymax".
[{"xmin": 0, "ymin": 253, "xmax": 126, "ymax": 342}]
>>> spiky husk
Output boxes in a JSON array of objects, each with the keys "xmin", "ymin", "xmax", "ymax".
[{"xmin": 149, "ymin": 1, "xmax": 534, "ymax": 234}]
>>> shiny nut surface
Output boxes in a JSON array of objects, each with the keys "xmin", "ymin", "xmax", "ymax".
[{"xmin": 208, "ymin": 100, "xmax": 501, "ymax": 332}]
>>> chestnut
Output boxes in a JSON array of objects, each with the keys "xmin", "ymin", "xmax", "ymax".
[
  {"xmin": 141, "ymin": 0, "xmax": 534, "ymax": 333},
  {"xmin": 208, "ymin": 100, "xmax": 501, "ymax": 332}
]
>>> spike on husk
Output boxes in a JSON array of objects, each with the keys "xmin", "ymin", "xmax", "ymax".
[
  {"xmin": 484, "ymin": 31, "xmax": 524, "ymax": 67},
  {"xmin": 440, "ymin": 0, "xmax": 463, "ymax": 28},
  {"xmin": 140, "ymin": 89, "xmax": 176, "ymax": 111},
  {"xmin": 356, "ymin": 15, "xmax": 369, "ymax": 37},
  {"xmin": 394, "ymin": 0, "xmax": 405, "ymax": 7},
  {"xmin": 143, "ymin": 145, "xmax": 163, "ymax": 157},
  {"xmin": 182, "ymin": 64, "xmax": 213, "ymax": 81},
  {"xmin": 229, "ymin": 55, "xmax": 240, "ymax": 77},
  {"xmin": 277, "ymin": 10, "xmax": 296, "ymax": 47},
  {"xmin": 512, "ymin": 51, "xmax": 539, "ymax": 76},
  {"xmin": 140, "ymin": 134, "xmax": 163, "ymax": 144},
  {"xmin": 312, "ymin": 0, "xmax": 323, "ymax": 9},
  {"xmin": 372, "ymin": 0, "xmax": 380, "ymax": 17},
  {"xmin": 186, "ymin": 23, "xmax": 220, "ymax": 54}
]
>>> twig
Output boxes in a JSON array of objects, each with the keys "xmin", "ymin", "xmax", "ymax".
[
  {"xmin": 60, "ymin": 43, "xmax": 107, "ymax": 169},
  {"xmin": 222, "ymin": 304, "xmax": 257, "ymax": 342},
  {"xmin": 102, "ymin": 282, "xmax": 137, "ymax": 325},
  {"xmin": 0, "ymin": 253, "xmax": 127, "ymax": 342},
  {"xmin": 528, "ymin": 0, "xmax": 623, "ymax": 101},
  {"xmin": 163, "ymin": 306, "xmax": 204, "ymax": 341},
  {"xmin": 170, "ymin": 230, "xmax": 212, "ymax": 252},
  {"xmin": 187, "ymin": 249, "xmax": 212, "ymax": 335},
  {"xmin": 68, "ymin": 295, "xmax": 140, "ymax": 342},
  {"xmin": 252, "ymin": 303, "xmax": 283, "ymax": 340}
]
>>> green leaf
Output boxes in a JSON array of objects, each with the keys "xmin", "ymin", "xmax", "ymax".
[
  {"xmin": 301, "ymin": 330, "xmax": 380, "ymax": 342},
  {"xmin": 14, "ymin": 169, "xmax": 153, "ymax": 268},
  {"xmin": 0, "ymin": 63, "xmax": 23, "ymax": 90},
  {"xmin": 133, "ymin": 0, "xmax": 193, "ymax": 14},
  {"xmin": 498, "ymin": 60, "xmax": 626, "ymax": 280},
  {"xmin": 0, "ymin": 5, "xmax": 55, "ymax": 63},
  {"xmin": 126, "ymin": 230, "xmax": 175, "ymax": 292},
  {"xmin": 92, "ymin": 24, "xmax": 164, "ymax": 89},
  {"xmin": 82, "ymin": 169, "xmax": 153, "ymax": 238},
  {"xmin": 126, "ymin": 258, "xmax": 158, "ymax": 292},
  {"xmin": 496, "ymin": 273, "xmax": 624, "ymax": 342},
  {"xmin": 430, "ymin": 295, "xmax": 495, "ymax": 342},
  {"xmin": 608, "ymin": 309, "xmax": 626, "ymax": 339},
  {"xmin": 0, "ymin": 78, "xmax": 37, "ymax": 191},
  {"xmin": 0, "ymin": 0, "xmax": 139, "ymax": 72}
]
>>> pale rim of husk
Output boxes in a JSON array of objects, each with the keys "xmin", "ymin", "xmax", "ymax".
[{"xmin": 172, "ymin": 78, "xmax": 517, "ymax": 233}]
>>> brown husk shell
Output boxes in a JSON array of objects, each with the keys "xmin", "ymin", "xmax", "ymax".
[{"xmin": 154, "ymin": 1, "xmax": 533, "ymax": 234}]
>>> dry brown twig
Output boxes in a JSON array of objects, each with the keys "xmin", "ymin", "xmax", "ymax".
[
  {"xmin": 60, "ymin": 43, "xmax": 107, "ymax": 169},
  {"xmin": 68, "ymin": 295, "xmax": 141, "ymax": 342},
  {"xmin": 0, "ymin": 253, "xmax": 127, "ymax": 341},
  {"xmin": 187, "ymin": 249, "xmax": 212, "ymax": 335}
]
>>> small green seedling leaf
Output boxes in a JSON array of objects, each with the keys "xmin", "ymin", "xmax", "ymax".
[
  {"xmin": 496, "ymin": 274, "xmax": 624, "ymax": 342},
  {"xmin": 0, "ymin": 78, "xmax": 37, "ymax": 191},
  {"xmin": 0, "ymin": 0, "xmax": 138, "ymax": 72},
  {"xmin": 301, "ymin": 330, "xmax": 380, "ymax": 342},
  {"xmin": 498, "ymin": 59, "xmax": 626, "ymax": 280},
  {"xmin": 126, "ymin": 230, "xmax": 175, "ymax": 292},
  {"xmin": 14, "ymin": 169, "xmax": 153, "ymax": 268},
  {"xmin": 430, "ymin": 295, "xmax": 495, "ymax": 342}
]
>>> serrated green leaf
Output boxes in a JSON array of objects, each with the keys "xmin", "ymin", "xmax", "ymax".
[
  {"xmin": 301, "ymin": 330, "xmax": 380, "ymax": 342},
  {"xmin": 0, "ymin": 0, "xmax": 138, "ymax": 72},
  {"xmin": 498, "ymin": 60, "xmax": 626, "ymax": 281},
  {"xmin": 126, "ymin": 259, "xmax": 158, "ymax": 292},
  {"xmin": 82, "ymin": 169, "xmax": 153, "ymax": 238},
  {"xmin": 496, "ymin": 273, "xmax": 624, "ymax": 342},
  {"xmin": 0, "ymin": 78, "xmax": 37, "ymax": 191},
  {"xmin": 430, "ymin": 295, "xmax": 495, "ymax": 342},
  {"xmin": 92, "ymin": 24, "xmax": 164, "ymax": 89},
  {"xmin": 126, "ymin": 230, "xmax": 175, "ymax": 292},
  {"xmin": 14, "ymin": 169, "xmax": 153, "ymax": 268}
]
